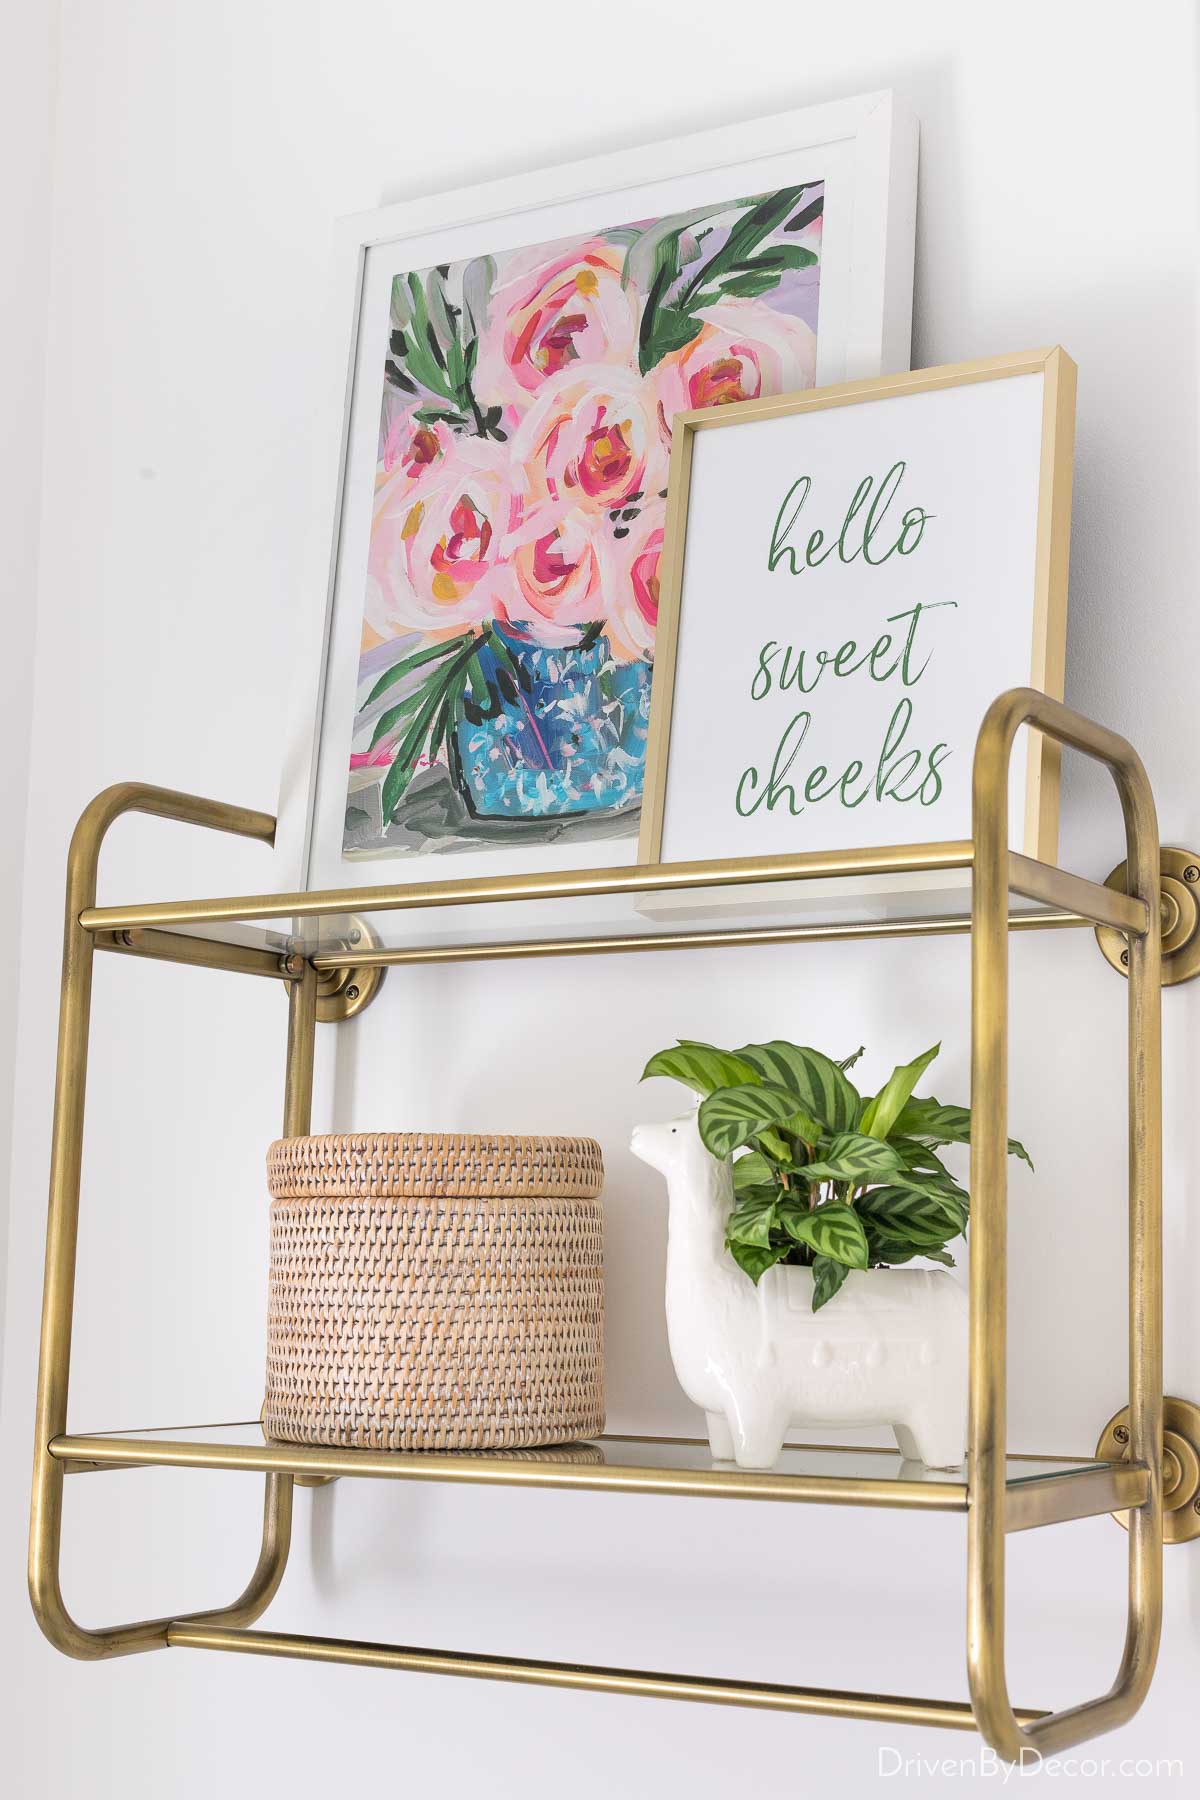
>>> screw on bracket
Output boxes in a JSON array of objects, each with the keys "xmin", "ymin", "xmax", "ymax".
[
  {"xmin": 345, "ymin": 985, "xmax": 360, "ymax": 1002},
  {"xmin": 1113, "ymin": 1424, "xmax": 1130, "ymax": 1444},
  {"xmin": 1120, "ymin": 949, "xmax": 1130, "ymax": 967},
  {"xmin": 1186, "ymin": 865, "xmax": 1200, "ymax": 883}
]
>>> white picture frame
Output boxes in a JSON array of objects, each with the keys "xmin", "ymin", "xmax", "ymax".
[{"xmin": 274, "ymin": 91, "xmax": 918, "ymax": 895}]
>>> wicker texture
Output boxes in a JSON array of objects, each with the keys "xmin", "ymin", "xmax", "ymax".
[{"xmin": 264, "ymin": 1132, "xmax": 605, "ymax": 1452}]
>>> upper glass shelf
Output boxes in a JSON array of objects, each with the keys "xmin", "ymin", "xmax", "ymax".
[
  {"xmin": 52, "ymin": 1419, "xmax": 1125, "ymax": 1517},
  {"xmin": 79, "ymin": 841, "xmax": 1143, "ymax": 965}
]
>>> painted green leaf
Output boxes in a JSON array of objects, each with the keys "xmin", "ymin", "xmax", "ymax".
[
  {"xmin": 839, "ymin": 1046, "xmax": 866, "ymax": 1073},
  {"xmin": 676, "ymin": 184, "xmax": 808, "ymax": 309},
  {"xmin": 785, "ymin": 193, "xmax": 824, "ymax": 233},
  {"xmin": 733, "ymin": 243, "xmax": 819, "ymax": 274},
  {"xmin": 365, "ymin": 633, "xmax": 474, "ymax": 707},
  {"xmin": 779, "ymin": 1202, "xmax": 869, "ymax": 1270},
  {"xmin": 802, "ymin": 1132, "xmax": 907, "ymax": 1184},
  {"xmin": 697, "ymin": 1082, "xmax": 802, "ymax": 1159},
  {"xmin": 859, "ymin": 1044, "xmax": 941, "ymax": 1140},
  {"xmin": 811, "ymin": 1255, "xmax": 851, "ymax": 1311},
  {"xmin": 367, "ymin": 688, "xmax": 426, "ymax": 753},
  {"xmin": 715, "ymin": 270, "xmax": 780, "ymax": 300},
  {"xmin": 641, "ymin": 1042, "xmax": 759, "ymax": 1096},
  {"xmin": 378, "ymin": 636, "xmax": 482, "ymax": 824},
  {"xmin": 894, "ymin": 1096, "xmax": 1033, "ymax": 1171},
  {"xmin": 622, "ymin": 204, "xmax": 722, "ymax": 293},
  {"xmin": 733, "ymin": 1042, "xmax": 860, "ymax": 1133},
  {"xmin": 641, "ymin": 304, "xmax": 704, "ymax": 371}
]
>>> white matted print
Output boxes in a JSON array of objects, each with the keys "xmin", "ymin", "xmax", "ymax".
[
  {"xmin": 639, "ymin": 350, "xmax": 1076, "ymax": 867},
  {"xmin": 281, "ymin": 94, "xmax": 917, "ymax": 894}
]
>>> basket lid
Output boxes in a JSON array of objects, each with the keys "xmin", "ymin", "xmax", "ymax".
[{"xmin": 267, "ymin": 1131, "xmax": 604, "ymax": 1199}]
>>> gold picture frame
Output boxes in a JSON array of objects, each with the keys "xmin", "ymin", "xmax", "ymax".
[{"xmin": 637, "ymin": 347, "xmax": 1076, "ymax": 867}]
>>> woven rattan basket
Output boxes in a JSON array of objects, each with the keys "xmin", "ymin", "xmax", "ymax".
[{"xmin": 264, "ymin": 1132, "xmax": 605, "ymax": 1452}]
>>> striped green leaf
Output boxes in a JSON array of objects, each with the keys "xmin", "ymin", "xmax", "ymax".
[
  {"xmin": 866, "ymin": 1234, "xmax": 957, "ymax": 1270},
  {"xmin": 727, "ymin": 1240, "xmax": 789, "ymax": 1286},
  {"xmin": 778, "ymin": 1202, "xmax": 869, "ymax": 1269},
  {"xmin": 863, "ymin": 1234, "xmax": 919, "ymax": 1266},
  {"xmin": 734, "ymin": 1042, "xmax": 860, "ymax": 1133},
  {"xmin": 725, "ymin": 1193, "xmax": 779, "ymax": 1248},
  {"xmin": 811, "ymin": 1255, "xmax": 851, "ymax": 1310},
  {"xmin": 856, "ymin": 1184, "xmax": 967, "ymax": 1245},
  {"xmin": 697, "ymin": 1082, "xmax": 800, "ymax": 1159},
  {"xmin": 732, "ymin": 1150, "xmax": 777, "ymax": 1192},
  {"xmin": 859, "ymin": 1043, "xmax": 940, "ymax": 1140},
  {"xmin": 894, "ymin": 1096, "xmax": 1033, "ymax": 1171},
  {"xmin": 888, "ymin": 1164, "xmax": 969, "ymax": 1210},
  {"xmin": 890, "ymin": 1135, "xmax": 952, "ymax": 1174},
  {"xmin": 802, "ymin": 1132, "xmax": 906, "ymax": 1184},
  {"xmin": 641, "ymin": 1042, "xmax": 759, "ymax": 1097}
]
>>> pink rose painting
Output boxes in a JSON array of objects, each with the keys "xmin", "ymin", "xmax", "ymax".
[{"xmin": 346, "ymin": 182, "xmax": 822, "ymax": 854}]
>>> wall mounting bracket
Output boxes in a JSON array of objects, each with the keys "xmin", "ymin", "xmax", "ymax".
[
  {"xmin": 1097, "ymin": 1396, "xmax": 1200, "ymax": 1545},
  {"xmin": 1096, "ymin": 846, "xmax": 1200, "ymax": 984}
]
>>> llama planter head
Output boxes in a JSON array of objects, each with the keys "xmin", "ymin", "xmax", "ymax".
[{"xmin": 631, "ymin": 1109, "xmax": 969, "ymax": 1472}]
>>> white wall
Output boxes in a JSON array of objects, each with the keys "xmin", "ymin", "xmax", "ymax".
[
  {"xmin": 0, "ymin": 0, "xmax": 57, "ymax": 1371},
  {"xmin": 2, "ymin": 2, "xmax": 1199, "ymax": 1793}
]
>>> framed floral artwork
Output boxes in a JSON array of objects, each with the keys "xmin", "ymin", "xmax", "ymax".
[{"xmin": 279, "ymin": 92, "xmax": 918, "ymax": 895}]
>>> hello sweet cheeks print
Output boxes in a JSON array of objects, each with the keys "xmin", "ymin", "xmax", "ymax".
[{"xmin": 735, "ymin": 461, "xmax": 955, "ymax": 823}]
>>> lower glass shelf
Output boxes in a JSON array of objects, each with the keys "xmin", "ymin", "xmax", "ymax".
[{"xmin": 49, "ymin": 1421, "xmax": 1146, "ymax": 1528}]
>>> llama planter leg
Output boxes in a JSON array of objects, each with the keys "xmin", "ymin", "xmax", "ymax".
[
  {"xmin": 632, "ymin": 1111, "xmax": 969, "ymax": 1472},
  {"xmin": 705, "ymin": 1412, "xmax": 735, "ymax": 1461}
]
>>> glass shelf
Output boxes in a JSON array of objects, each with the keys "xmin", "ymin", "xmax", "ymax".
[
  {"xmin": 50, "ymin": 1421, "xmax": 1146, "ymax": 1529},
  {"xmin": 78, "ymin": 841, "xmax": 1143, "ymax": 966}
]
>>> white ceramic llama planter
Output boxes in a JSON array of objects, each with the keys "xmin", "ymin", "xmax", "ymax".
[{"xmin": 631, "ymin": 1110, "xmax": 969, "ymax": 1470}]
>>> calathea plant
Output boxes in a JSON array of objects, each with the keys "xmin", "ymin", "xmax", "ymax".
[{"xmin": 640, "ymin": 1039, "xmax": 1031, "ymax": 1311}]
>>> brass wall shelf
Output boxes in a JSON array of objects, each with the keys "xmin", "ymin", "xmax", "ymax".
[
  {"xmin": 28, "ymin": 688, "xmax": 1179, "ymax": 1760},
  {"xmin": 49, "ymin": 1423, "xmax": 1150, "ymax": 1529}
]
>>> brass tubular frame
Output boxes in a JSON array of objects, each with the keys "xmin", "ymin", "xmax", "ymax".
[
  {"xmin": 76, "ymin": 839, "xmax": 978, "ymax": 932},
  {"xmin": 28, "ymin": 703, "xmax": 1167, "ymax": 1753},
  {"xmin": 94, "ymin": 926, "xmax": 299, "ymax": 982},
  {"xmin": 308, "ymin": 909, "xmax": 1088, "ymax": 971},
  {"xmin": 968, "ymin": 690, "xmax": 1163, "ymax": 1760},
  {"xmin": 77, "ymin": 838, "xmax": 1137, "ymax": 942},
  {"xmin": 28, "ymin": 784, "xmax": 308, "ymax": 1658},
  {"xmin": 165, "ymin": 1622, "xmax": 1049, "ymax": 1731}
]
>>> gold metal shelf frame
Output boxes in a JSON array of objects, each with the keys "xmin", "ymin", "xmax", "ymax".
[{"xmin": 28, "ymin": 688, "xmax": 1168, "ymax": 1759}]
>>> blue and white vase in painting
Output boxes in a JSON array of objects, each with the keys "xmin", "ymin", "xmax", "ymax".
[{"xmin": 452, "ymin": 624, "xmax": 650, "ymax": 822}]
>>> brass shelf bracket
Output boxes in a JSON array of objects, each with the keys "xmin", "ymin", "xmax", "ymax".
[
  {"xmin": 1095, "ymin": 846, "xmax": 1200, "ymax": 985},
  {"xmin": 1097, "ymin": 1397, "xmax": 1200, "ymax": 1545},
  {"xmin": 314, "ymin": 960, "xmax": 386, "ymax": 1024},
  {"xmin": 286, "ymin": 918, "xmax": 386, "ymax": 1023}
]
